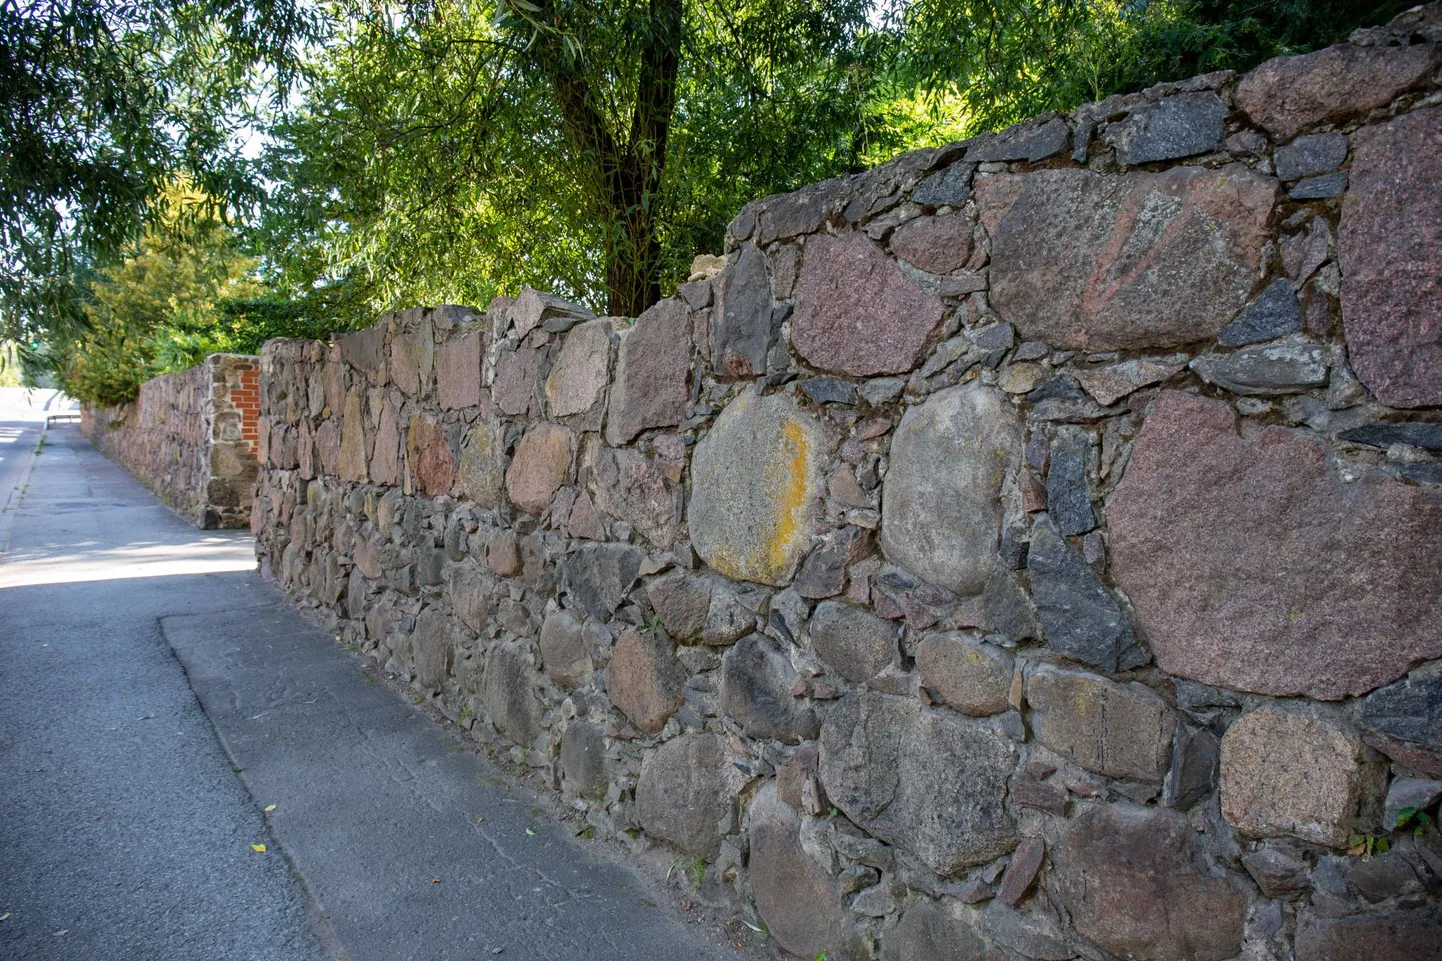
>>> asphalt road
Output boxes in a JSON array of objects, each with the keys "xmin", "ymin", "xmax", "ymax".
[{"xmin": 0, "ymin": 423, "xmax": 759, "ymax": 961}]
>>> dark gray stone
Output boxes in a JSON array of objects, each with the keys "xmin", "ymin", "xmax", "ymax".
[
  {"xmin": 910, "ymin": 162, "xmax": 975, "ymax": 208},
  {"xmin": 482, "ymin": 643, "xmax": 542, "ymax": 747},
  {"xmin": 1339, "ymin": 422, "xmax": 1442, "ymax": 452},
  {"xmin": 966, "ymin": 117, "xmax": 1069, "ymax": 163},
  {"xmin": 794, "ymin": 535, "xmax": 849, "ymax": 600},
  {"xmin": 1164, "ymin": 724, "xmax": 1219, "ymax": 811},
  {"xmin": 538, "ymin": 609, "xmax": 592, "ymax": 691},
  {"xmin": 883, "ymin": 899, "xmax": 988, "ymax": 961},
  {"xmin": 646, "ymin": 571, "xmax": 711, "ymax": 642},
  {"xmin": 1190, "ymin": 342, "xmax": 1329, "ymax": 395},
  {"xmin": 1108, "ymin": 92, "xmax": 1227, "ymax": 165},
  {"xmin": 1028, "ymin": 374, "xmax": 1085, "ymax": 403},
  {"xmin": 1027, "ymin": 519, "xmax": 1146, "ymax": 672},
  {"xmin": 1045, "ymin": 432, "xmax": 1096, "ymax": 535},
  {"xmin": 1242, "ymin": 843, "xmax": 1310, "ymax": 898},
  {"xmin": 981, "ymin": 571, "xmax": 1038, "ymax": 641},
  {"xmin": 1289, "ymin": 172, "xmax": 1348, "ymax": 199},
  {"xmin": 981, "ymin": 901, "xmax": 1072, "ymax": 961},
  {"xmin": 1218, "ymin": 278, "xmax": 1304, "ymax": 346},
  {"xmin": 636, "ymin": 733, "xmax": 734, "ymax": 857},
  {"xmin": 1295, "ymin": 905, "xmax": 1442, "ymax": 961},
  {"xmin": 559, "ymin": 721, "xmax": 608, "ymax": 799},
  {"xmin": 561, "ymin": 543, "xmax": 644, "ymax": 620},
  {"xmin": 337, "ymin": 325, "xmax": 386, "ymax": 373},
  {"xmin": 799, "ymin": 377, "xmax": 858, "ymax": 405},
  {"xmin": 810, "ymin": 600, "xmax": 896, "ymax": 682},
  {"xmin": 1399, "ymin": 462, "xmax": 1442, "ymax": 486},
  {"xmin": 1275, "ymin": 132, "xmax": 1349, "ymax": 181},
  {"xmin": 1358, "ymin": 661, "xmax": 1442, "ymax": 777},
  {"xmin": 970, "ymin": 321, "xmax": 1015, "ymax": 352},
  {"xmin": 821, "ymin": 692, "xmax": 1018, "ymax": 875},
  {"xmin": 711, "ymin": 244, "xmax": 775, "ymax": 379},
  {"xmin": 1385, "ymin": 777, "xmax": 1442, "ymax": 829},
  {"xmin": 720, "ymin": 633, "xmax": 819, "ymax": 743},
  {"xmin": 1348, "ymin": 848, "xmax": 1426, "ymax": 903}
]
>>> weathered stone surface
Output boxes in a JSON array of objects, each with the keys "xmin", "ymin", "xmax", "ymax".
[
  {"xmin": 1218, "ymin": 279, "xmax": 1303, "ymax": 346},
  {"xmin": 492, "ymin": 345, "xmax": 542, "ymax": 417},
  {"xmin": 982, "ymin": 901, "xmax": 1070, "ymax": 961},
  {"xmin": 1296, "ymin": 906, "xmax": 1442, "ymax": 961},
  {"xmin": 748, "ymin": 782, "xmax": 846, "ymax": 960},
  {"xmin": 1340, "ymin": 106, "xmax": 1442, "ymax": 408},
  {"xmin": 710, "ymin": 243, "xmax": 774, "ymax": 379},
  {"xmin": 636, "ymin": 732, "xmax": 733, "ymax": 856},
  {"xmin": 721, "ymin": 633, "xmax": 818, "ymax": 743},
  {"xmin": 538, "ymin": 609, "xmax": 592, "ymax": 691},
  {"xmin": 483, "ymin": 643, "xmax": 542, "ymax": 746},
  {"xmin": 406, "ymin": 412, "xmax": 455, "ymax": 496},
  {"xmin": 1290, "ymin": 171, "xmax": 1348, "ymax": 199},
  {"xmin": 1220, "ymin": 708, "xmax": 1388, "ymax": 847},
  {"xmin": 888, "ymin": 212, "xmax": 974, "ymax": 275},
  {"xmin": 911, "ymin": 162, "xmax": 974, "ymax": 208},
  {"xmin": 367, "ymin": 402, "xmax": 398, "ymax": 484},
  {"xmin": 413, "ymin": 608, "xmax": 454, "ymax": 689},
  {"xmin": 1028, "ymin": 519, "xmax": 1145, "ymax": 673},
  {"xmin": 1045, "ymin": 431, "xmax": 1095, "ymax": 535},
  {"xmin": 504, "ymin": 423, "xmax": 572, "ymax": 515},
  {"xmin": 791, "ymin": 233, "xmax": 946, "ymax": 376},
  {"xmin": 562, "ymin": 543, "xmax": 643, "ymax": 620},
  {"xmin": 1235, "ymin": 43, "xmax": 1442, "ymax": 141},
  {"xmin": 1241, "ymin": 844, "xmax": 1310, "ymax": 899},
  {"xmin": 1274, "ymin": 132, "xmax": 1349, "ymax": 182},
  {"xmin": 1056, "ymin": 805, "xmax": 1245, "ymax": 961},
  {"xmin": 559, "ymin": 721, "xmax": 608, "ymax": 799},
  {"xmin": 446, "ymin": 562, "xmax": 490, "ymax": 633},
  {"xmin": 1107, "ymin": 92, "xmax": 1226, "ymax": 165},
  {"xmin": 1109, "ymin": 391, "xmax": 1442, "ymax": 699},
  {"xmin": 1027, "ymin": 666, "xmax": 1175, "ymax": 782},
  {"xmin": 820, "ymin": 691, "xmax": 1018, "ymax": 875},
  {"xmin": 510, "ymin": 288, "xmax": 594, "ymax": 338},
  {"xmin": 966, "ymin": 116, "xmax": 1069, "ymax": 163},
  {"xmin": 591, "ymin": 448, "xmax": 682, "ymax": 549},
  {"xmin": 810, "ymin": 600, "xmax": 895, "ymax": 683},
  {"xmin": 436, "ymin": 330, "xmax": 482, "ymax": 410},
  {"xmin": 389, "ymin": 319, "xmax": 434, "ymax": 397},
  {"xmin": 798, "ymin": 377, "xmax": 857, "ymax": 406},
  {"xmin": 979, "ymin": 165, "xmax": 1275, "ymax": 349},
  {"xmin": 1386, "ymin": 777, "xmax": 1442, "ymax": 830},
  {"xmin": 914, "ymin": 633, "xmax": 1013, "ymax": 716},
  {"xmin": 1358, "ymin": 662, "xmax": 1442, "ymax": 777},
  {"xmin": 884, "ymin": 899, "xmax": 988, "ymax": 961},
  {"xmin": 645, "ymin": 571, "xmax": 710, "ymax": 642},
  {"xmin": 1190, "ymin": 341, "xmax": 1328, "ymax": 394},
  {"xmin": 688, "ymin": 389, "xmax": 823, "ymax": 586},
  {"xmin": 606, "ymin": 299, "xmax": 691, "ymax": 443},
  {"xmin": 1338, "ymin": 422, "xmax": 1442, "ymax": 452},
  {"xmin": 1164, "ymin": 725, "xmax": 1219, "ymax": 812},
  {"xmin": 881, "ymin": 383, "xmax": 1021, "ymax": 595},
  {"xmin": 339, "ymin": 387, "xmax": 369, "ymax": 483},
  {"xmin": 544, "ymin": 319, "xmax": 610, "ymax": 419},
  {"xmin": 605, "ymin": 628, "xmax": 684, "ymax": 734},
  {"xmin": 457, "ymin": 420, "xmax": 506, "ymax": 508},
  {"xmin": 337, "ymin": 325, "xmax": 385, "ymax": 374},
  {"xmin": 1073, "ymin": 358, "xmax": 1184, "ymax": 406},
  {"xmin": 998, "ymin": 836, "xmax": 1045, "ymax": 906}
]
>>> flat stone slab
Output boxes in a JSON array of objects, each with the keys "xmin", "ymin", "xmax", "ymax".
[
  {"xmin": 1109, "ymin": 391, "xmax": 1442, "ymax": 700},
  {"xmin": 977, "ymin": 165, "xmax": 1274, "ymax": 350}
]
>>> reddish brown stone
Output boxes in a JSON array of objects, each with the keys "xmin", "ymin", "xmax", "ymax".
[
  {"xmin": 591, "ymin": 448, "xmax": 682, "ymax": 549},
  {"xmin": 1109, "ymin": 391, "xmax": 1442, "ymax": 700},
  {"xmin": 605, "ymin": 299, "xmax": 691, "ymax": 445},
  {"xmin": 504, "ymin": 423, "xmax": 572, "ymax": 515},
  {"xmin": 747, "ymin": 783, "xmax": 846, "ymax": 961},
  {"xmin": 435, "ymin": 330, "xmax": 482, "ymax": 410},
  {"xmin": 1295, "ymin": 906, "xmax": 1442, "ymax": 961},
  {"xmin": 492, "ymin": 344, "xmax": 542, "ymax": 417},
  {"xmin": 977, "ymin": 166, "xmax": 1274, "ymax": 350},
  {"xmin": 1055, "ymin": 805, "xmax": 1245, "ymax": 961},
  {"xmin": 543, "ymin": 319, "xmax": 611, "ymax": 420},
  {"xmin": 790, "ymin": 232, "xmax": 946, "ymax": 376},
  {"xmin": 604, "ymin": 628, "xmax": 684, "ymax": 734},
  {"xmin": 889, "ymin": 211, "xmax": 974, "ymax": 275},
  {"xmin": 368, "ymin": 400, "xmax": 399, "ymax": 485},
  {"xmin": 1235, "ymin": 43, "xmax": 1441, "ymax": 142},
  {"xmin": 998, "ymin": 837, "xmax": 1044, "ymax": 907},
  {"xmin": 406, "ymin": 412, "xmax": 454, "ymax": 496},
  {"xmin": 339, "ymin": 387, "xmax": 369, "ymax": 483},
  {"xmin": 315, "ymin": 419, "xmax": 340, "ymax": 479},
  {"xmin": 1340, "ymin": 106, "xmax": 1442, "ymax": 408}
]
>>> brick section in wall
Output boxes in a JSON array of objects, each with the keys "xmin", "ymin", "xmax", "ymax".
[{"xmin": 249, "ymin": 11, "xmax": 1442, "ymax": 961}]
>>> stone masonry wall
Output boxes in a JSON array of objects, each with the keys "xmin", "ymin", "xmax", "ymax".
[
  {"xmin": 83, "ymin": 353, "xmax": 262, "ymax": 529},
  {"xmin": 251, "ymin": 10, "xmax": 1442, "ymax": 961}
]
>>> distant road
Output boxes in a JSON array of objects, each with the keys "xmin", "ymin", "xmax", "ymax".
[{"xmin": 0, "ymin": 388, "xmax": 75, "ymax": 551}]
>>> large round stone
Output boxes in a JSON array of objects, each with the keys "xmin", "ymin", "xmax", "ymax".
[
  {"xmin": 881, "ymin": 382, "xmax": 1021, "ymax": 595},
  {"xmin": 688, "ymin": 389, "xmax": 823, "ymax": 586},
  {"xmin": 1110, "ymin": 391, "xmax": 1442, "ymax": 700},
  {"xmin": 976, "ymin": 165, "xmax": 1274, "ymax": 350},
  {"xmin": 1340, "ymin": 106, "xmax": 1442, "ymax": 408},
  {"xmin": 635, "ymin": 732, "xmax": 734, "ymax": 856},
  {"xmin": 748, "ymin": 783, "xmax": 846, "ymax": 959},
  {"xmin": 819, "ymin": 691, "xmax": 1017, "ymax": 876},
  {"xmin": 790, "ymin": 232, "xmax": 946, "ymax": 376}
]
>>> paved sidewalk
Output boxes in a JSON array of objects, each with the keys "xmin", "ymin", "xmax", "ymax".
[{"xmin": 0, "ymin": 425, "xmax": 750, "ymax": 961}]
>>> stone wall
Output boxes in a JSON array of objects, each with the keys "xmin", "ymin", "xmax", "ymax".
[
  {"xmin": 250, "ymin": 11, "xmax": 1442, "ymax": 961},
  {"xmin": 83, "ymin": 353, "xmax": 262, "ymax": 529}
]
